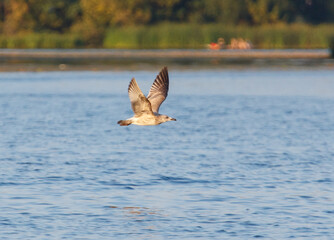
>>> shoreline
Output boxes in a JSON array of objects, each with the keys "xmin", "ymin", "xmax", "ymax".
[
  {"xmin": 1, "ymin": 49, "xmax": 333, "ymax": 72},
  {"xmin": 0, "ymin": 49, "xmax": 331, "ymax": 60}
]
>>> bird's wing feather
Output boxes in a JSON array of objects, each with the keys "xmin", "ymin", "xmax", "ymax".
[
  {"xmin": 147, "ymin": 67, "xmax": 169, "ymax": 113},
  {"xmin": 128, "ymin": 78, "xmax": 153, "ymax": 117}
]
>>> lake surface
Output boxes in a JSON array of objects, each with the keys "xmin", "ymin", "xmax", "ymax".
[{"xmin": 1, "ymin": 67, "xmax": 334, "ymax": 239}]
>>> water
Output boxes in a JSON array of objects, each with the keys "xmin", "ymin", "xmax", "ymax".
[{"xmin": 1, "ymin": 68, "xmax": 334, "ymax": 239}]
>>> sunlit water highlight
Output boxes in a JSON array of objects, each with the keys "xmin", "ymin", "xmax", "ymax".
[{"xmin": 1, "ymin": 68, "xmax": 334, "ymax": 239}]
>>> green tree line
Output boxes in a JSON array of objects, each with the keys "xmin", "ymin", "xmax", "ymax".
[{"xmin": 1, "ymin": 0, "xmax": 334, "ymax": 48}]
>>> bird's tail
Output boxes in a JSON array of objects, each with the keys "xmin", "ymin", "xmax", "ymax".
[{"xmin": 117, "ymin": 120, "xmax": 132, "ymax": 126}]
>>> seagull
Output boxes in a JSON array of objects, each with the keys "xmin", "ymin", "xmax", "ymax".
[{"xmin": 117, "ymin": 67, "xmax": 176, "ymax": 126}]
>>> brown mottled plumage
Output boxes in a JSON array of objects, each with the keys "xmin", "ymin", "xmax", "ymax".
[{"xmin": 117, "ymin": 67, "xmax": 176, "ymax": 126}]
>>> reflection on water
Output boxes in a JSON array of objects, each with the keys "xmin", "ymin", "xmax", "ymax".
[
  {"xmin": 1, "ymin": 58, "xmax": 334, "ymax": 72},
  {"xmin": 1, "ymin": 68, "xmax": 334, "ymax": 239}
]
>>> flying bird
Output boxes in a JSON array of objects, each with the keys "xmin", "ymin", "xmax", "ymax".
[{"xmin": 117, "ymin": 67, "xmax": 176, "ymax": 126}]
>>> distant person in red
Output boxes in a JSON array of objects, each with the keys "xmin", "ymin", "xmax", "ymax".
[{"xmin": 208, "ymin": 38, "xmax": 225, "ymax": 50}]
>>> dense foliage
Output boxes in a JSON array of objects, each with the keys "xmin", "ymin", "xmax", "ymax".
[
  {"xmin": 0, "ymin": 0, "xmax": 334, "ymax": 48},
  {"xmin": 1, "ymin": 0, "xmax": 334, "ymax": 32}
]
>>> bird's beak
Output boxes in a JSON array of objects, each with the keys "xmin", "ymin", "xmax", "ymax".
[{"xmin": 170, "ymin": 118, "xmax": 176, "ymax": 121}]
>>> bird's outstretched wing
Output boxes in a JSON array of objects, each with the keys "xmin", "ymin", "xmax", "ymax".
[
  {"xmin": 128, "ymin": 78, "xmax": 153, "ymax": 117},
  {"xmin": 147, "ymin": 67, "xmax": 169, "ymax": 113}
]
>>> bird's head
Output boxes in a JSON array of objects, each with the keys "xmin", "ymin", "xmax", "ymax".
[{"xmin": 158, "ymin": 114, "xmax": 176, "ymax": 123}]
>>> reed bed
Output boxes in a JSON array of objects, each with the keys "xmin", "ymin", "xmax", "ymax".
[
  {"xmin": 0, "ymin": 33, "xmax": 84, "ymax": 49},
  {"xmin": 103, "ymin": 23, "xmax": 334, "ymax": 49}
]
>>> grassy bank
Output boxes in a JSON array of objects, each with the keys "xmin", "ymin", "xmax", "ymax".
[{"xmin": 1, "ymin": 24, "xmax": 334, "ymax": 49}]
